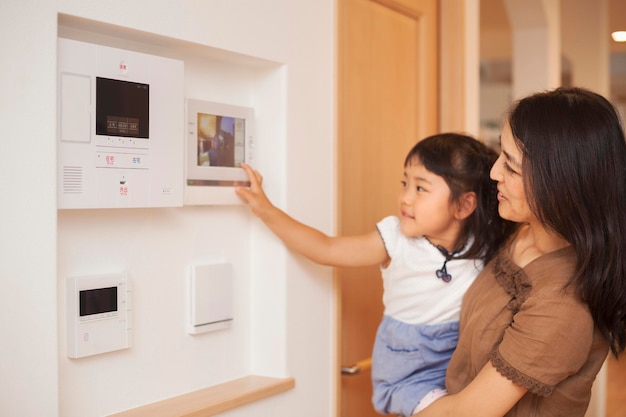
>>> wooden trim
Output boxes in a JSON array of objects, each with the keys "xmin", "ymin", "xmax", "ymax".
[
  {"xmin": 370, "ymin": 0, "xmax": 423, "ymax": 19},
  {"xmin": 439, "ymin": 0, "xmax": 467, "ymax": 132},
  {"xmin": 108, "ymin": 375, "xmax": 295, "ymax": 417}
]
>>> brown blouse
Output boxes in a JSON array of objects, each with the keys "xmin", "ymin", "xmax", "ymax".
[{"xmin": 446, "ymin": 244, "xmax": 609, "ymax": 416}]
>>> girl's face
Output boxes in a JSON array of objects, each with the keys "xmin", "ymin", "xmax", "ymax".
[
  {"xmin": 398, "ymin": 161, "xmax": 460, "ymax": 249},
  {"xmin": 490, "ymin": 121, "xmax": 533, "ymax": 223}
]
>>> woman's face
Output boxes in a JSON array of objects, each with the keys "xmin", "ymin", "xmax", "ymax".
[{"xmin": 490, "ymin": 122, "xmax": 534, "ymax": 223}]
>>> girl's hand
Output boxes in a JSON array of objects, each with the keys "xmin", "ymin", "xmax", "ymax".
[
  {"xmin": 235, "ymin": 163, "xmax": 274, "ymax": 219},
  {"xmin": 235, "ymin": 163, "xmax": 388, "ymax": 267}
]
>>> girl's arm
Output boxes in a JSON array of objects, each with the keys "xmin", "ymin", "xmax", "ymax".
[
  {"xmin": 235, "ymin": 163, "xmax": 388, "ymax": 267},
  {"xmin": 414, "ymin": 361, "xmax": 527, "ymax": 417}
]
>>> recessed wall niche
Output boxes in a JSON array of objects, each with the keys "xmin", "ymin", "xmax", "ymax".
[{"xmin": 56, "ymin": 13, "xmax": 289, "ymax": 415}]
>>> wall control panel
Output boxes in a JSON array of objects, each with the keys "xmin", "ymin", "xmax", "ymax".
[
  {"xmin": 67, "ymin": 272, "xmax": 132, "ymax": 358},
  {"xmin": 57, "ymin": 38, "xmax": 184, "ymax": 209}
]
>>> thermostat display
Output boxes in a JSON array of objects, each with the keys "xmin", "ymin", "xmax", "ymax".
[{"xmin": 67, "ymin": 273, "xmax": 132, "ymax": 358}]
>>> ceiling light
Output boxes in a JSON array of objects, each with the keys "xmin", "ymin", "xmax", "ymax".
[{"xmin": 611, "ymin": 31, "xmax": 626, "ymax": 42}]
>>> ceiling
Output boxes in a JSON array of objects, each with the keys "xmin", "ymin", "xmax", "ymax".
[
  {"xmin": 479, "ymin": 0, "xmax": 626, "ymax": 98},
  {"xmin": 480, "ymin": 0, "xmax": 626, "ymax": 53}
]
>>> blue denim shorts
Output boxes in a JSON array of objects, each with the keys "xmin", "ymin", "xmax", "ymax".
[{"xmin": 371, "ymin": 315, "xmax": 459, "ymax": 416}]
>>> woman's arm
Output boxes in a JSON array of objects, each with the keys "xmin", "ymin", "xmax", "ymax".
[
  {"xmin": 414, "ymin": 361, "xmax": 527, "ymax": 417},
  {"xmin": 235, "ymin": 163, "xmax": 388, "ymax": 267}
]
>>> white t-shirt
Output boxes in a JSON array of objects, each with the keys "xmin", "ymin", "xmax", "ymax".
[{"xmin": 377, "ymin": 215, "xmax": 482, "ymax": 325}]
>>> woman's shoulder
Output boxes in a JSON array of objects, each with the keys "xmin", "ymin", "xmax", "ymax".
[
  {"xmin": 522, "ymin": 246, "xmax": 576, "ymax": 283},
  {"xmin": 492, "ymin": 244, "xmax": 578, "ymax": 309},
  {"xmin": 508, "ymin": 224, "xmax": 572, "ymax": 267},
  {"xmin": 523, "ymin": 247, "xmax": 578, "ymax": 299},
  {"xmin": 497, "ymin": 243, "xmax": 576, "ymax": 281}
]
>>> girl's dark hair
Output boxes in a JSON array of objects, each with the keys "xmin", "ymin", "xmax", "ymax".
[
  {"xmin": 405, "ymin": 133, "xmax": 516, "ymax": 264},
  {"xmin": 508, "ymin": 86, "xmax": 626, "ymax": 357}
]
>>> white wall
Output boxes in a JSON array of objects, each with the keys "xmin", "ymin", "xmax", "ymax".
[
  {"xmin": 0, "ymin": 1, "xmax": 335, "ymax": 416},
  {"xmin": 561, "ymin": 0, "xmax": 610, "ymax": 94}
]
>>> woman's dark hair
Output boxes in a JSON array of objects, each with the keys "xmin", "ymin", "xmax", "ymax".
[
  {"xmin": 508, "ymin": 86, "xmax": 626, "ymax": 357},
  {"xmin": 405, "ymin": 133, "xmax": 516, "ymax": 264}
]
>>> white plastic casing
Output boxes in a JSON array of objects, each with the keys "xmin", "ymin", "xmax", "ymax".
[
  {"xmin": 67, "ymin": 272, "xmax": 132, "ymax": 358},
  {"xmin": 57, "ymin": 38, "xmax": 184, "ymax": 209},
  {"xmin": 187, "ymin": 262, "xmax": 233, "ymax": 335}
]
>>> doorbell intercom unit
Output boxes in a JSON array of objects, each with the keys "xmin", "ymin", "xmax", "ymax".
[
  {"xmin": 57, "ymin": 38, "xmax": 184, "ymax": 209},
  {"xmin": 66, "ymin": 272, "xmax": 132, "ymax": 358}
]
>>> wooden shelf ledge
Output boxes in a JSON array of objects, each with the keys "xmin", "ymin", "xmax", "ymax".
[{"xmin": 108, "ymin": 375, "xmax": 295, "ymax": 417}]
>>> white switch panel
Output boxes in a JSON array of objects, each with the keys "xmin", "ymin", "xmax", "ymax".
[{"xmin": 188, "ymin": 262, "xmax": 233, "ymax": 335}]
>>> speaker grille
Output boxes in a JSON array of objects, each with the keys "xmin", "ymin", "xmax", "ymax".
[{"xmin": 62, "ymin": 166, "xmax": 83, "ymax": 194}]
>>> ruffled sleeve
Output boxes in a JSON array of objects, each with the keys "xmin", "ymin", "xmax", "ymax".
[
  {"xmin": 490, "ymin": 248, "xmax": 594, "ymax": 396},
  {"xmin": 376, "ymin": 216, "xmax": 400, "ymax": 257}
]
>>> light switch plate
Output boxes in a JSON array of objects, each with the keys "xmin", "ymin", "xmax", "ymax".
[{"xmin": 188, "ymin": 262, "xmax": 233, "ymax": 335}]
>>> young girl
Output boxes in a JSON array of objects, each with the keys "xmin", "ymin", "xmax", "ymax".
[{"xmin": 235, "ymin": 133, "xmax": 514, "ymax": 416}]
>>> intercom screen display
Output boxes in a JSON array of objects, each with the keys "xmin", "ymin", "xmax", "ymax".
[
  {"xmin": 195, "ymin": 112, "xmax": 245, "ymax": 168},
  {"xmin": 96, "ymin": 77, "xmax": 149, "ymax": 138},
  {"xmin": 79, "ymin": 287, "xmax": 118, "ymax": 316}
]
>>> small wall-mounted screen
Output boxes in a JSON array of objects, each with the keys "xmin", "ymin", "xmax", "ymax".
[
  {"xmin": 196, "ymin": 112, "xmax": 245, "ymax": 168},
  {"xmin": 79, "ymin": 286, "xmax": 117, "ymax": 316},
  {"xmin": 96, "ymin": 77, "xmax": 149, "ymax": 138},
  {"xmin": 185, "ymin": 99, "xmax": 253, "ymax": 191}
]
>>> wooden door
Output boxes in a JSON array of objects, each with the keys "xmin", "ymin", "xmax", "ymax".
[{"xmin": 337, "ymin": 0, "xmax": 439, "ymax": 415}]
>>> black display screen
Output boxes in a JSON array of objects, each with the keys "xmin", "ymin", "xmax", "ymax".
[
  {"xmin": 96, "ymin": 77, "xmax": 149, "ymax": 138},
  {"xmin": 79, "ymin": 287, "xmax": 118, "ymax": 316}
]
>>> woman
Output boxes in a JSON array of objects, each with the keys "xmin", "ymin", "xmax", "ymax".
[{"xmin": 415, "ymin": 87, "xmax": 626, "ymax": 416}]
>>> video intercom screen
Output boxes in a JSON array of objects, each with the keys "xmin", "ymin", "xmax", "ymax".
[
  {"xmin": 196, "ymin": 112, "xmax": 245, "ymax": 168},
  {"xmin": 79, "ymin": 286, "xmax": 118, "ymax": 316},
  {"xmin": 96, "ymin": 77, "xmax": 149, "ymax": 138}
]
